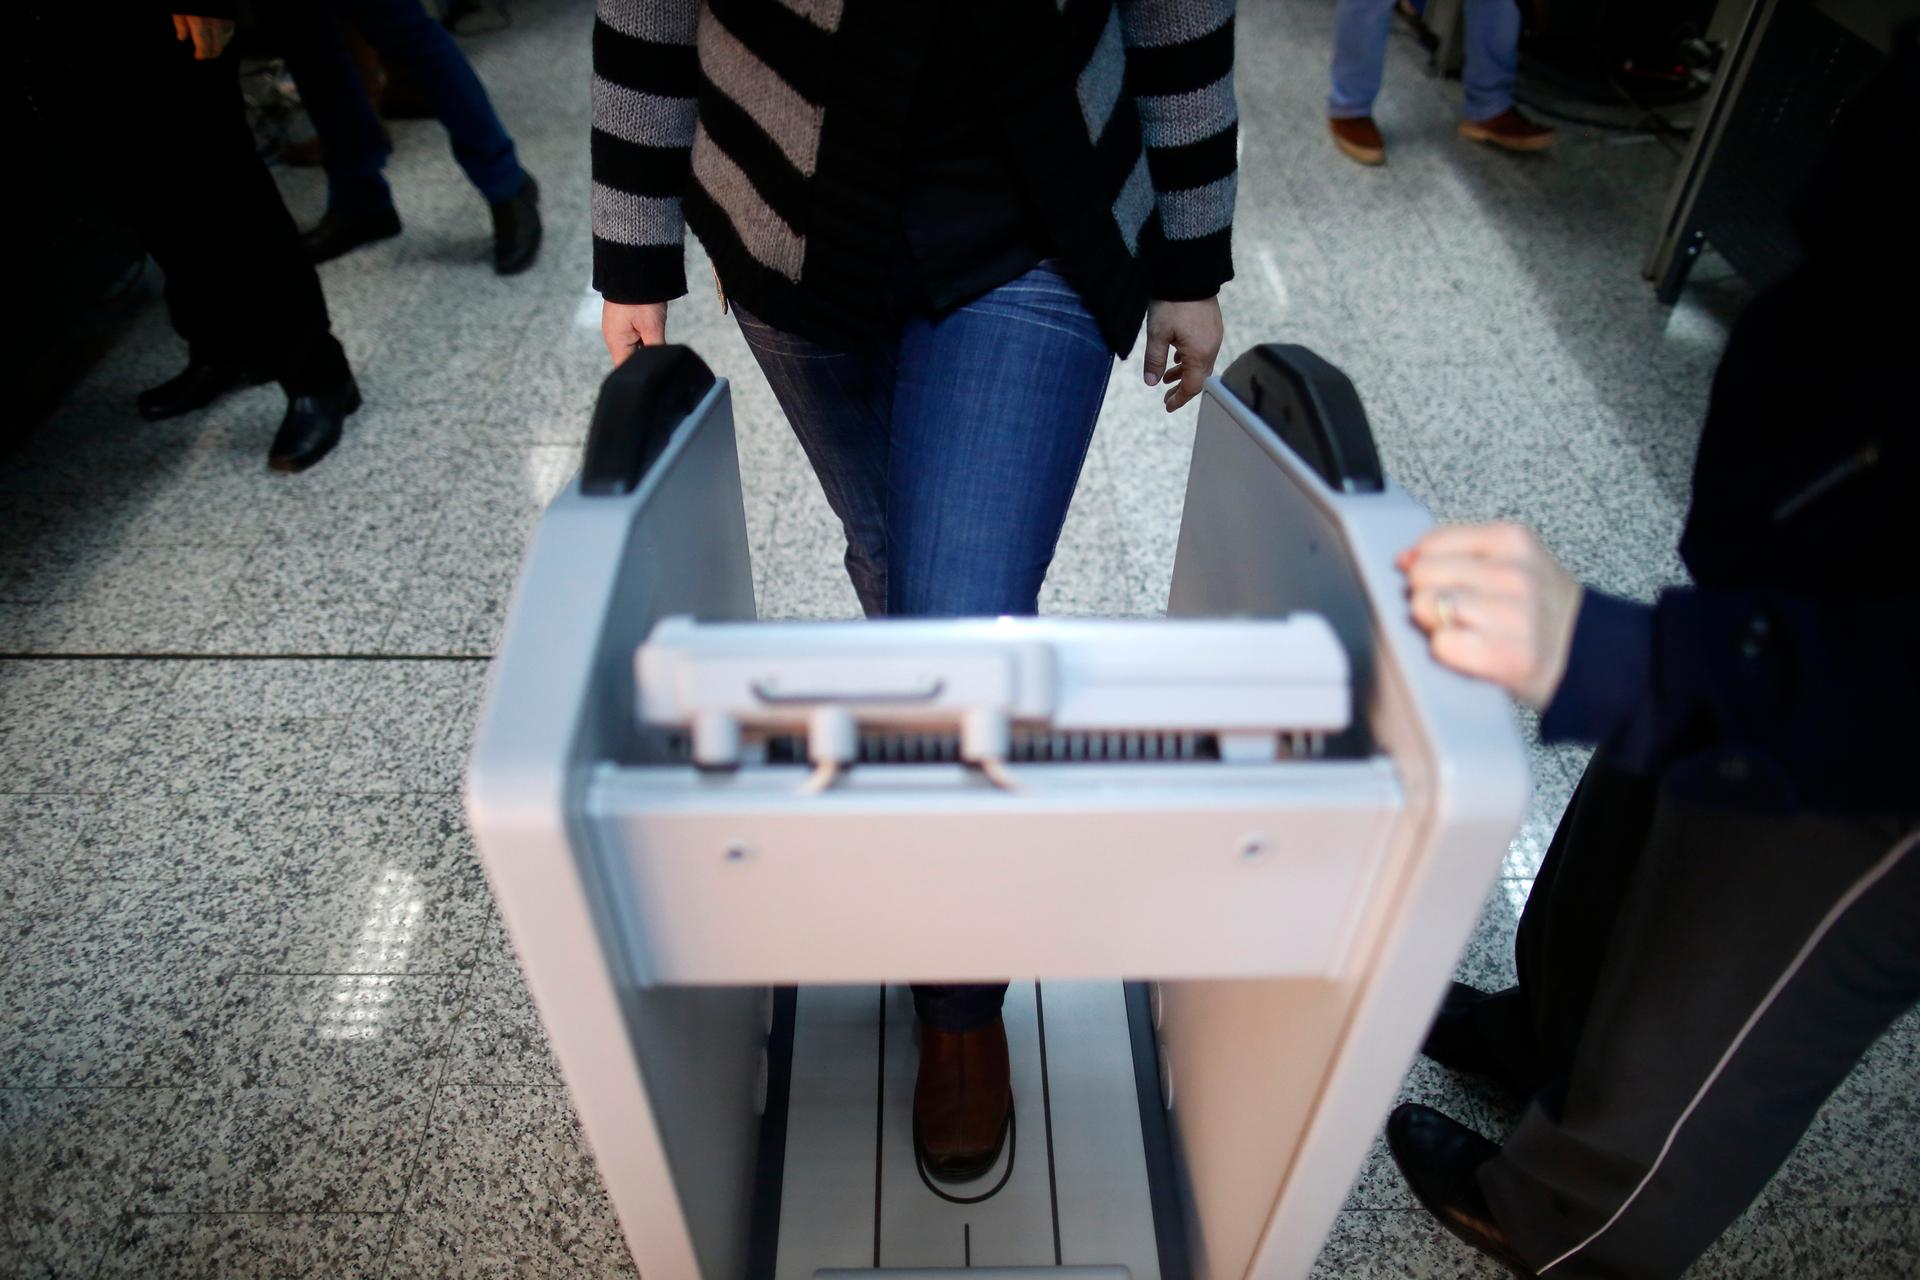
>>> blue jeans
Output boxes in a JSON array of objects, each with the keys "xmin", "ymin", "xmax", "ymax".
[
  {"xmin": 1329, "ymin": 0, "xmax": 1521, "ymax": 123},
  {"xmin": 736, "ymin": 262, "xmax": 1113, "ymax": 1031},
  {"xmin": 277, "ymin": 0, "xmax": 526, "ymax": 214}
]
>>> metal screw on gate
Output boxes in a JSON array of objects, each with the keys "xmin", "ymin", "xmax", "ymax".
[
  {"xmin": 1239, "ymin": 835, "xmax": 1269, "ymax": 860},
  {"xmin": 726, "ymin": 842, "xmax": 751, "ymax": 863}
]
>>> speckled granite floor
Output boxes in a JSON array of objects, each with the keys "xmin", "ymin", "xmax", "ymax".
[{"xmin": 4, "ymin": 0, "xmax": 1916, "ymax": 1276}]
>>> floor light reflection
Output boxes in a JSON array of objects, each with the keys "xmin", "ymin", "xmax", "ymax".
[{"xmin": 319, "ymin": 867, "xmax": 423, "ymax": 1042}]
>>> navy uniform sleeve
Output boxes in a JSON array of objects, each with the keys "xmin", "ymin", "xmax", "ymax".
[
  {"xmin": 1544, "ymin": 586, "xmax": 1920, "ymax": 812},
  {"xmin": 1540, "ymin": 589, "xmax": 1653, "ymax": 748}
]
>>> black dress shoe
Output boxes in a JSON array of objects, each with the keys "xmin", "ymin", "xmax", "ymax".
[
  {"xmin": 1388, "ymin": 1104, "xmax": 1538, "ymax": 1278},
  {"xmin": 136, "ymin": 358, "xmax": 264, "ymax": 421},
  {"xmin": 1422, "ymin": 982, "xmax": 1546, "ymax": 1095},
  {"xmin": 491, "ymin": 173, "xmax": 541, "ymax": 275},
  {"xmin": 269, "ymin": 377, "xmax": 362, "ymax": 473},
  {"xmin": 302, "ymin": 206, "xmax": 403, "ymax": 264}
]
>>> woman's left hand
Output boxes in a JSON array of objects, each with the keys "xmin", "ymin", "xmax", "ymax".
[
  {"xmin": 1397, "ymin": 521, "xmax": 1585, "ymax": 710},
  {"xmin": 1143, "ymin": 297, "xmax": 1223, "ymax": 413}
]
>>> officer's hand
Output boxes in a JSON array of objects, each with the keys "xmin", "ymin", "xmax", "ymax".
[
  {"xmin": 1143, "ymin": 297, "xmax": 1223, "ymax": 413},
  {"xmin": 172, "ymin": 15, "xmax": 236, "ymax": 60},
  {"xmin": 1397, "ymin": 522, "xmax": 1585, "ymax": 711},
  {"xmin": 602, "ymin": 301, "xmax": 669, "ymax": 366}
]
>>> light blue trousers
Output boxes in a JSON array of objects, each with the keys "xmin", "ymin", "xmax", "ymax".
[{"xmin": 1329, "ymin": 0, "xmax": 1522, "ymax": 123}]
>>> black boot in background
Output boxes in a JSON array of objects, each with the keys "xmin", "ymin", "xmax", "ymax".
[
  {"xmin": 269, "ymin": 374, "xmax": 362, "ymax": 473},
  {"xmin": 302, "ymin": 207, "xmax": 404, "ymax": 264},
  {"xmin": 491, "ymin": 173, "xmax": 541, "ymax": 275},
  {"xmin": 136, "ymin": 357, "xmax": 265, "ymax": 421}
]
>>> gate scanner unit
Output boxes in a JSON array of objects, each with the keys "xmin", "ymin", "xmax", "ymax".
[
  {"xmin": 466, "ymin": 344, "xmax": 1528, "ymax": 1280},
  {"xmin": 637, "ymin": 614, "xmax": 1351, "ymax": 775}
]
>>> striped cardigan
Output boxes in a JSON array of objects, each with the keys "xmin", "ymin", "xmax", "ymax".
[{"xmin": 591, "ymin": 0, "xmax": 1237, "ymax": 354}]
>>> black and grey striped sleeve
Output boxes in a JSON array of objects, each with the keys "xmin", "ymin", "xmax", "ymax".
[
  {"xmin": 1119, "ymin": 0, "xmax": 1238, "ymax": 301},
  {"xmin": 591, "ymin": 0, "xmax": 702, "ymax": 304}
]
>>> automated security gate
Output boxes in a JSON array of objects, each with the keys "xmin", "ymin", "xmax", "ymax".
[{"xmin": 465, "ymin": 343, "xmax": 1527, "ymax": 1280}]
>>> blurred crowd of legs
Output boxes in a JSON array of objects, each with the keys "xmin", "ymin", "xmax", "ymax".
[{"xmin": 22, "ymin": 0, "xmax": 538, "ymax": 474}]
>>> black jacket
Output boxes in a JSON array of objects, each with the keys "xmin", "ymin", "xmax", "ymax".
[
  {"xmin": 1542, "ymin": 27, "xmax": 1920, "ymax": 817},
  {"xmin": 588, "ymin": 0, "xmax": 1239, "ymax": 355}
]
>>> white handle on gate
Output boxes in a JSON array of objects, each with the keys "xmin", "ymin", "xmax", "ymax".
[{"xmin": 635, "ymin": 615, "xmax": 1352, "ymax": 773}]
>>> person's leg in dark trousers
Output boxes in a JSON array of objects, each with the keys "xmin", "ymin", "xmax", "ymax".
[
  {"xmin": 1435, "ymin": 758, "xmax": 1665, "ymax": 1096},
  {"xmin": 1474, "ymin": 785, "xmax": 1920, "ymax": 1277},
  {"xmin": 57, "ymin": 16, "xmax": 356, "ymax": 467},
  {"xmin": 1510, "ymin": 762, "xmax": 1664, "ymax": 1078},
  {"xmin": 341, "ymin": 0, "xmax": 526, "ymax": 204},
  {"xmin": 275, "ymin": 0, "xmax": 539, "ymax": 269},
  {"xmin": 272, "ymin": 1, "xmax": 401, "ymax": 219}
]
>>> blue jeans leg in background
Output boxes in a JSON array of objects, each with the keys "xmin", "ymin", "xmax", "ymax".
[
  {"xmin": 284, "ymin": 0, "xmax": 527, "ymax": 213},
  {"xmin": 1460, "ymin": 0, "xmax": 1522, "ymax": 122},
  {"xmin": 735, "ymin": 262, "xmax": 1114, "ymax": 1032},
  {"xmin": 278, "ymin": 3, "xmax": 396, "ymax": 216},
  {"xmin": 1329, "ymin": 0, "xmax": 1395, "ymax": 119},
  {"xmin": 1329, "ymin": 0, "xmax": 1521, "ymax": 122}
]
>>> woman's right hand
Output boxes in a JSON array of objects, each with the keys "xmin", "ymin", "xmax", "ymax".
[
  {"xmin": 1144, "ymin": 297, "xmax": 1224, "ymax": 413},
  {"xmin": 602, "ymin": 301, "xmax": 669, "ymax": 365}
]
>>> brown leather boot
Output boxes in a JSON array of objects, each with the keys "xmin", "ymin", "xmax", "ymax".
[
  {"xmin": 1329, "ymin": 116, "xmax": 1386, "ymax": 166},
  {"xmin": 913, "ymin": 1018, "xmax": 1012, "ymax": 1184},
  {"xmin": 1458, "ymin": 107, "xmax": 1556, "ymax": 153}
]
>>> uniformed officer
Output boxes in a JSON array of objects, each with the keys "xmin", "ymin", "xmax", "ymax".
[{"xmin": 1386, "ymin": 28, "xmax": 1920, "ymax": 1278}]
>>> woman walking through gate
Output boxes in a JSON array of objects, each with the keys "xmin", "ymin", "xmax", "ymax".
[{"xmin": 589, "ymin": 0, "xmax": 1239, "ymax": 1183}]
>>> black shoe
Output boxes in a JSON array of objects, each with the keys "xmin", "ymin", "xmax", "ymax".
[
  {"xmin": 268, "ymin": 376, "xmax": 361, "ymax": 473},
  {"xmin": 302, "ymin": 206, "xmax": 403, "ymax": 264},
  {"xmin": 1423, "ymin": 982, "xmax": 1502, "ymax": 1074},
  {"xmin": 136, "ymin": 358, "xmax": 264, "ymax": 421},
  {"xmin": 1422, "ymin": 982, "xmax": 1545, "ymax": 1095},
  {"xmin": 1387, "ymin": 1104, "xmax": 1538, "ymax": 1278},
  {"xmin": 491, "ymin": 173, "xmax": 541, "ymax": 275}
]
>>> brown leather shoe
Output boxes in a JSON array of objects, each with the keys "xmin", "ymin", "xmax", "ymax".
[
  {"xmin": 1459, "ymin": 107, "xmax": 1556, "ymax": 153},
  {"xmin": 913, "ymin": 1018, "xmax": 1012, "ymax": 1184},
  {"xmin": 1329, "ymin": 116, "xmax": 1386, "ymax": 166}
]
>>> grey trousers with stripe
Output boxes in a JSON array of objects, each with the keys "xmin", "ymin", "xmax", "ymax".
[{"xmin": 1468, "ymin": 756, "xmax": 1920, "ymax": 1278}]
